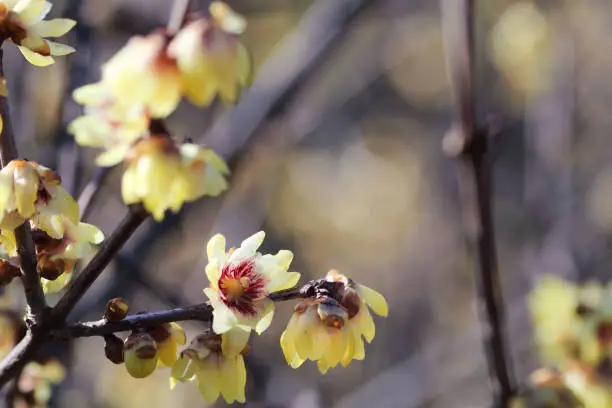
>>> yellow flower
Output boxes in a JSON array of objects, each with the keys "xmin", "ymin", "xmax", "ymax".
[
  {"xmin": 280, "ymin": 269, "xmax": 388, "ymax": 374},
  {"xmin": 168, "ymin": 1, "xmax": 252, "ymax": 106},
  {"xmin": 102, "ymin": 32, "xmax": 182, "ymax": 118},
  {"xmin": 18, "ymin": 359, "xmax": 66, "ymax": 406},
  {"xmin": 146, "ymin": 322, "xmax": 187, "ymax": 367},
  {"xmin": 0, "ymin": 160, "xmax": 78, "ymax": 237},
  {"xmin": 529, "ymin": 275, "xmax": 581, "ymax": 366},
  {"xmin": 170, "ymin": 329, "xmax": 248, "ymax": 404},
  {"xmin": 68, "ymin": 82, "xmax": 150, "ymax": 166},
  {"xmin": 122, "ymin": 136, "xmax": 230, "ymax": 221},
  {"xmin": 32, "ymin": 216, "xmax": 104, "ymax": 293},
  {"xmin": 0, "ymin": 0, "xmax": 75, "ymax": 66},
  {"xmin": 0, "ymin": 309, "xmax": 20, "ymax": 360},
  {"xmin": 203, "ymin": 231, "xmax": 300, "ymax": 335}
]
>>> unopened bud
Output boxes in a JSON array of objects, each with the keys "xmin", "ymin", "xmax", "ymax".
[
  {"xmin": 104, "ymin": 335, "xmax": 124, "ymax": 364},
  {"xmin": 36, "ymin": 255, "xmax": 72, "ymax": 281},
  {"xmin": 317, "ymin": 298, "xmax": 348, "ymax": 329},
  {"xmin": 123, "ymin": 331, "xmax": 158, "ymax": 378},
  {"xmin": 0, "ymin": 259, "xmax": 20, "ymax": 286},
  {"xmin": 340, "ymin": 289, "xmax": 361, "ymax": 319},
  {"xmin": 105, "ymin": 298, "xmax": 129, "ymax": 322}
]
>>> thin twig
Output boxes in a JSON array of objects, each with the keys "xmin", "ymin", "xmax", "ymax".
[
  {"xmin": 77, "ymin": 166, "xmax": 113, "ymax": 221},
  {"xmin": 51, "ymin": 284, "xmax": 310, "ymax": 340},
  {"xmin": 51, "ymin": 206, "xmax": 149, "ymax": 323},
  {"xmin": 0, "ymin": 50, "xmax": 47, "ymax": 323},
  {"xmin": 167, "ymin": 0, "xmax": 192, "ymax": 34},
  {"xmin": 441, "ymin": 0, "xmax": 515, "ymax": 405}
]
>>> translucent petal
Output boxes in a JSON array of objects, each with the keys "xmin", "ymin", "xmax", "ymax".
[
  {"xmin": 48, "ymin": 41, "xmax": 75, "ymax": 56},
  {"xmin": 170, "ymin": 322, "xmax": 186, "ymax": 346},
  {"xmin": 254, "ymin": 299, "xmax": 274, "ymax": 334},
  {"xmin": 169, "ymin": 357, "xmax": 189, "ymax": 389},
  {"xmin": 157, "ymin": 339, "xmax": 178, "ymax": 367},
  {"xmin": 236, "ymin": 42, "xmax": 253, "ymax": 87},
  {"xmin": 269, "ymin": 271, "xmax": 301, "ymax": 292},
  {"xmin": 221, "ymin": 327, "xmax": 249, "ymax": 357},
  {"xmin": 201, "ymin": 149, "xmax": 230, "ymax": 174},
  {"xmin": 358, "ymin": 284, "xmax": 388, "ymax": 317},
  {"xmin": 17, "ymin": 45, "xmax": 54, "ymax": 66},
  {"xmin": 96, "ymin": 145, "xmax": 131, "ymax": 167},
  {"xmin": 195, "ymin": 363, "xmax": 220, "ymax": 403},
  {"xmin": 72, "ymin": 82, "xmax": 108, "ymax": 105},
  {"xmin": 206, "ymin": 233, "xmax": 227, "ymax": 266},
  {"xmin": 210, "ymin": 2, "xmax": 246, "ymax": 34},
  {"xmin": 76, "ymin": 222, "xmax": 104, "ymax": 244},
  {"xmin": 212, "ymin": 304, "xmax": 238, "ymax": 334},
  {"xmin": 341, "ymin": 330, "xmax": 356, "ymax": 367},
  {"xmin": 14, "ymin": 0, "xmax": 47, "ymax": 24},
  {"xmin": 355, "ymin": 307, "xmax": 376, "ymax": 343},
  {"xmin": 32, "ymin": 18, "xmax": 76, "ymax": 37}
]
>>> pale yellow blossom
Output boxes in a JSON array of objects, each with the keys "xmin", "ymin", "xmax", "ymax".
[{"xmin": 203, "ymin": 231, "xmax": 300, "ymax": 335}]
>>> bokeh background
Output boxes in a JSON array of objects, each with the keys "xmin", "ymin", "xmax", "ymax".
[{"xmin": 2, "ymin": 0, "xmax": 611, "ymax": 406}]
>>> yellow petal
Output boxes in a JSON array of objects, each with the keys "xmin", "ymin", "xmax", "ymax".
[
  {"xmin": 169, "ymin": 357, "xmax": 189, "ymax": 389},
  {"xmin": 195, "ymin": 362, "xmax": 220, "ymax": 403},
  {"xmin": 358, "ymin": 284, "xmax": 388, "ymax": 317},
  {"xmin": 221, "ymin": 327, "xmax": 250, "ymax": 357},
  {"xmin": 48, "ymin": 41, "xmax": 75, "ymax": 56},
  {"xmin": 206, "ymin": 233, "xmax": 227, "ymax": 266},
  {"xmin": 210, "ymin": 1, "xmax": 247, "ymax": 34},
  {"xmin": 255, "ymin": 299, "xmax": 274, "ymax": 334},
  {"xmin": 96, "ymin": 145, "xmax": 131, "ymax": 167},
  {"xmin": 32, "ymin": 18, "xmax": 76, "ymax": 37},
  {"xmin": 212, "ymin": 303, "xmax": 238, "ymax": 334},
  {"xmin": 157, "ymin": 339, "xmax": 178, "ymax": 367},
  {"xmin": 18, "ymin": 45, "xmax": 55, "ymax": 66},
  {"xmin": 341, "ymin": 330, "xmax": 356, "ymax": 367},
  {"xmin": 355, "ymin": 307, "xmax": 376, "ymax": 343},
  {"xmin": 170, "ymin": 322, "xmax": 186, "ymax": 346}
]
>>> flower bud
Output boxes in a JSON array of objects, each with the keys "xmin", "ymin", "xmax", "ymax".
[
  {"xmin": 339, "ymin": 288, "xmax": 361, "ymax": 319},
  {"xmin": 104, "ymin": 334, "xmax": 125, "ymax": 364},
  {"xmin": 317, "ymin": 298, "xmax": 348, "ymax": 329},
  {"xmin": 104, "ymin": 298, "xmax": 129, "ymax": 322},
  {"xmin": 0, "ymin": 259, "xmax": 20, "ymax": 286},
  {"xmin": 36, "ymin": 254, "xmax": 71, "ymax": 281},
  {"xmin": 123, "ymin": 331, "xmax": 158, "ymax": 378}
]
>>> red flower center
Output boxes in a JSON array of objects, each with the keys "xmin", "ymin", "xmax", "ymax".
[{"xmin": 218, "ymin": 258, "xmax": 265, "ymax": 315}]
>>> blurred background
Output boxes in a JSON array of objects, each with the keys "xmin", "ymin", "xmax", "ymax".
[{"xmin": 2, "ymin": 0, "xmax": 612, "ymax": 406}]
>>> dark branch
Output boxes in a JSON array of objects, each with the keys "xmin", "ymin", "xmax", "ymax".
[
  {"xmin": 0, "ymin": 49, "xmax": 47, "ymax": 322},
  {"xmin": 441, "ymin": 0, "xmax": 515, "ymax": 404},
  {"xmin": 50, "ymin": 205, "xmax": 149, "ymax": 323},
  {"xmin": 77, "ymin": 166, "xmax": 113, "ymax": 221}
]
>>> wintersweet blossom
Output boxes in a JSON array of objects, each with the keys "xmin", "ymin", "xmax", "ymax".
[
  {"xmin": 121, "ymin": 135, "xmax": 229, "ymax": 221},
  {"xmin": 280, "ymin": 269, "xmax": 388, "ymax": 373},
  {"xmin": 0, "ymin": 0, "xmax": 75, "ymax": 66},
  {"xmin": 0, "ymin": 160, "xmax": 78, "ymax": 237},
  {"xmin": 31, "ymin": 217, "xmax": 104, "ymax": 293},
  {"xmin": 203, "ymin": 231, "xmax": 301, "ymax": 335},
  {"xmin": 68, "ymin": 82, "xmax": 149, "ymax": 166},
  {"xmin": 168, "ymin": 1, "xmax": 252, "ymax": 106},
  {"xmin": 170, "ymin": 329, "xmax": 249, "ymax": 404},
  {"xmin": 146, "ymin": 322, "xmax": 187, "ymax": 367}
]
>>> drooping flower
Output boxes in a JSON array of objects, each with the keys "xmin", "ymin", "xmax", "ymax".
[
  {"xmin": 31, "ymin": 216, "xmax": 104, "ymax": 293},
  {"xmin": 0, "ymin": 0, "xmax": 76, "ymax": 66},
  {"xmin": 68, "ymin": 82, "xmax": 150, "ymax": 166},
  {"xmin": 146, "ymin": 322, "xmax": 187, "ymax": 367},
  {"xmin": 101, "ymin": 31, "xmax": 182, "ymax": 118},
  {"xmin": 203, "ymin": 231, "xmax": 301, "ymax": 335},
  {"xmin": 170, "ymin": 329, "xmax": 249, "ymax": 404},
  {"xmin": 123, "ymin": 331, "xmax": 158, "ymax": 379},
  {"xmin": 121, "ymin": 135, "xmax": 229, "ymax": 221},
  {"xmin": 0, "ymin": 160, "xmax": 79, "ymax": 237},
  {"xmin": 280, "ymin": 269, "xmax": 388, "ymax": 373},
  {"xmin": 168, "ymin": 1, "xmax": 252, "ymax": 106}
]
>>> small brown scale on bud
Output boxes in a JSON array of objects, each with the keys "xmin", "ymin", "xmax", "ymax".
[
  {"xmin": 0, "ymin": 259, "xmax": 20, "ymax": 286},
  {"xmin": 596, "ymin": 321, "xmax": 612, "ymax": 346},
  {"xmin": 104, "ymin": 335, "xmax": 125, "ymax": 364},
  {"xmin": 105, "ymin": 298, "xmax": 129, "ymax": 322},
  {"xmin": 146, "ymin": 323, "xmax": 172, "ymax": 343}
]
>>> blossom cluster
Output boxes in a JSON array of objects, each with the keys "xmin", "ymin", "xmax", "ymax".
[
  {"xmin": 518, "ymin": 275, "xmax": 612, "ymax": 407},
  {"xmin": 67, "ymin": 1, "xmax": 251, "ymax": 221},
  {"xmin": 0, "ymin": 160, "xmax": 103, "ymax": 293},
  {"xmin": 116, "ymin": 231, "xmax": 388, "ymax": 404}
]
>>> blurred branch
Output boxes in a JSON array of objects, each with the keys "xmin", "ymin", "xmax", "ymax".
[
  {"xmin": 0, "ymin": 50, "xmax": 47, "ymax": 324},
  {"xmin": 441, "ymin": 0, "xmax": 515, "ymax": 405},
  {"xmin": 77, "ymin": 166, "xmax": 113, "ymax": 221}
]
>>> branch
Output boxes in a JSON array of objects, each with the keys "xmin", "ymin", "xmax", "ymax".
[
  {"xmin": 441, "ymin": 0, "xmax": 515, "ymax": 405},
  {"xmin": 51, "ymin": 283, "xmax": 314, "ymax": 339},
  {"xmin": 77, "ymin": 166, "xmax": 112, "ymax": 221},
  {"xmin": 0, "ymin": 50, "xmax": 47, "ymax": 323},
  {"xmin": 50, "ymin": 205, "xmax": 149, "ymax": 323}
]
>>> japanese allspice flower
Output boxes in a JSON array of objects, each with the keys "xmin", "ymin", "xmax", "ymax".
[
  {"xmin": 0, "ymin": 0, "xmax": 75, "ymax": 66},
  {"xmin": 171, "ymin": 329, "xmax": 249, "ymax": 404},
  {"xmin": 203, "ymin": 231, "xmax": 301, "ymax": 335},
  {"xmin": 280, "ymin": 269, "xmax": 388, "ymax": 373}
]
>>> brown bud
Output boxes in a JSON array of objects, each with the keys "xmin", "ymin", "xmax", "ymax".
[
  {"xmin": 596, "ymin": 321, "xmax": 612, "ymax": 346},
  {"xmin": 105, "ymin": 298, "xmax": 129, "ymax": 322},
  {"xmin": 104, "ymin": 335, "xmax": 124, "ymax": 364},
  {"xmin": 317, "ymin": 297, "xmax": 348, "ymax": 329},
  {"xmin": 340, "ymin": 289, "xmax": 361, "ymax": 319},
  {"xmin": 146, "ymin": 323, "xmax": 171, "ymax": 343},
  {"xmin": 0, "ymin": 259, "xmax": 20, "ymax": 286},
  {"xmin": 37, "ymin": 255, "xmax": 72, "ymax": 281}
]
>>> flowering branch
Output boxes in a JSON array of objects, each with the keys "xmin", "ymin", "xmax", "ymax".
[
  {"xmin": 0, "ymin": 50, "xmax": 48, "ymax": 324},
  {"xmin": 441, "ymin": 0, "xmax": 515, "ymax": 405}
]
